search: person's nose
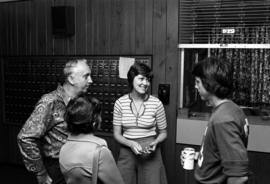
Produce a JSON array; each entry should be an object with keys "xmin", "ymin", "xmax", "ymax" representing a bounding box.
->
[
  {"xmin": 88, "ymin": 76, "xmax": 93, "ymax": 83},
  {"xmin": 142, "ymin": 78, "xmax": 149, "ymax": 85}
]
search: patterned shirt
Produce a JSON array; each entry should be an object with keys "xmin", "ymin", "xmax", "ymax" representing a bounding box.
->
[
  {"xmin": 113, "ymin": 94, "xmax": 167, "ymax": 139},
  {"xmin": 17, "ymin": 85, "xmax": 69, "ymax": 174}
]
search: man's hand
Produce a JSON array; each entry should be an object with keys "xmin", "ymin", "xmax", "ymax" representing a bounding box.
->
[{"xmin": 36, "ymin": 172, "xmax": 52, "ymax": 184}]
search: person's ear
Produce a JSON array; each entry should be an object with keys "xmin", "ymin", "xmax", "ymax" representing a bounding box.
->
[
  {"xmin": 67, "ymin": 74, "xmax": 75, "ymax": 85},
  {"xmin": 93, "ymin": 120, "xmax": 100, "ymax": 130},
  {"xmin": 93, "ymin": 121, "xmax": 97, "ymax": 128}
]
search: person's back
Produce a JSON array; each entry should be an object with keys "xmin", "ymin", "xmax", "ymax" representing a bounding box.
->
[
  {"xmin": 59, "ymin": 96, "xmax": 124, "ymax": 184},
  {"xmin": 60, "ymin": 134, "xmax": 122, "ymax": 184}
]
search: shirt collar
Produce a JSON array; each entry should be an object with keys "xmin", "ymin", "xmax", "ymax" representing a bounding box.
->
[
  {"xmin": 128, "ymin": 93, "xmax": 149, "ymax": 102},
  {"xmin": 56, "ymin": 85, "xmax": 71, "ymax": 105},
  {"xmin": 67, "ymin": 133, "xmax": 106, "ymax": 145}
]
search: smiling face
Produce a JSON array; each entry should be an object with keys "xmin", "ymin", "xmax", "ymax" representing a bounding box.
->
[
  {"xmin": 70, "ymin": 61, "xmax": 92, "ymax": 94},
  {"xmin": 195, "ymin": 77, "xmax": 210, "ymax": 101},
  {"xmin": 132, "ymin": 74, "xmax": 150, "ymax": 95}
]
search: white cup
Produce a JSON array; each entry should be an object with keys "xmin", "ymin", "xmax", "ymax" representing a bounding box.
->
[{"xmin": 181, "ymin": 147, "xmax": 195, "ymax": 170}]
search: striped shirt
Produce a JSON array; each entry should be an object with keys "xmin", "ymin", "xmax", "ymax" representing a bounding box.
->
[{"xmin": 113, "ymin": 94, "xmax": 167, "ymax": 139}]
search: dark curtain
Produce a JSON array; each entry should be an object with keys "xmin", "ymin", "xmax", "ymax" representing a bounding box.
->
[{"xmin": 210, "ymin": 26, "xmax": 270, "ymax": 106}]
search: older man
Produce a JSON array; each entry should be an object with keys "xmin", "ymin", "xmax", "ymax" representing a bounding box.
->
[{"xmin": 17, "ymin": 59, "xmax": 92, "ymax": 184}]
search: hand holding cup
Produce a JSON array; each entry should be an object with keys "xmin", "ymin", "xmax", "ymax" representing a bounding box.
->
[{"xmin": 181, "ymin": 147, "xmax": 196, "ymax": 170}]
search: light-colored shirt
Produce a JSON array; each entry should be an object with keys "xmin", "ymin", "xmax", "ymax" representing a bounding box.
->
[
  {"xmin": 59, "ymin": 134, "xmax": 124, "ymax": 184},
  {"xmin": 113, "ymin": 94, "xmax": 167, "ymax": 139},
  {"xmin": 17, "ymin": 85, "xmax": 69, "ymax": 174}
]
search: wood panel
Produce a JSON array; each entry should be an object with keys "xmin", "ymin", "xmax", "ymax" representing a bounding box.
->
[
  {"xmin": 8, "ymin": 6, "xmax": 16, "ymax": 55},
  {"xmin": 53, "ymin": 0, "xmax": 68, "ymax": 55},
  {"xmin": 145, "ymin": 0, "xmax": 153, "ymax": 54},
  {"xmin": 152, "ymin": 0, "xmax": 167, "ymax": 94},
  {"xmin": 164, "ymin": 0, "xmax": 179, "ymax": 183},
  {"xmin": 122, "ymin": 0, "xmax": 135, "ymax": 54},
  {"xmin": 135, "ymin": 0, "xmax": 145, "ymax": 54},
  {"xmin": 94, "ymin": 0, "xmax": 109, "ymax": 54},
  {"xmin": 17, "ymin": 2, "xmax": 25, "ymax": 55},
  {"xmin": 31, "ymin": 1, "xmax": 38, "ymax": 55},
  {"xmin": 38, "ymin": 0, "xmax": 47, "ymax": 55},
  {"xmin": 86, "ymin": 0, "xmax": 94, "ymax": 54},
  {"xmin": 75, "ymin": 0, "xmax": 87, "ymax": 55},
  {"xmin": 103, "ymin": 0, "xmax": 112, "ymax": 54},
  {"xmin": 65, "ymin": 0, "xmax": 76, "ymax": 55},
  {"xmin": 110, "ymin": 0, "xmax": 123, "ymax": 54},
  {"xmin": 0, "ymin": 5, "xmax": 3, "ymax": 55},
  {"xmin": 25, "ymin": 2, "xmax": 32, "ymax": 55}
]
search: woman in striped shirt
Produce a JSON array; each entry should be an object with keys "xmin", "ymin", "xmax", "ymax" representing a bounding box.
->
[{"xmin": 113, "ymin": 62, "xmax": 168, "ymax": 184}]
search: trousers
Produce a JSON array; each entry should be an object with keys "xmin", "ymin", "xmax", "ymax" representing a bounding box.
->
[{"xmin": 117, "ymin": 136, "xmax": 167, "ymax": 184}]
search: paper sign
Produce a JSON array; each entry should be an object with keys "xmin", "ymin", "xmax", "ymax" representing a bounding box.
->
[{"xmin": 119, "ymin": 57, "xmax": 135, "ymax": 79}]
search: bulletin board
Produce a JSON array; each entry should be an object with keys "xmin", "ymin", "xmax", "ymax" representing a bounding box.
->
[{"xmin": 1, "ymin": 55, "xmax": 152, "ymax": 133}]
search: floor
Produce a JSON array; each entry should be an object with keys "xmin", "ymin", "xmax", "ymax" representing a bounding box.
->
[{"xmin": 1, "ymin": 164, "xmax": 36, "ymax": 184}]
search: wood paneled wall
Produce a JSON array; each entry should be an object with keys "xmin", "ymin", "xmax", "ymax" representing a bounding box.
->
[
  {"xmin": 0, "ymin": 0, "xmax": 178, "ymax": 184},
  {"xmin": 0, "ymin": 0, "xmax": 173, "ymax": 56}
]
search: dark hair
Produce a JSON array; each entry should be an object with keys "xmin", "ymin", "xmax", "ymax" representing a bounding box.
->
[
  {"xmin": 127, "ymin": 62, "xmax": 153, "ymax": 90},
  {"xmin": 65, "ymin": 95, "xmax": 101, "ymax": 135},
  {"xmin": 192, "ymin": 57, "xmax": 233, "ymax": 99}
]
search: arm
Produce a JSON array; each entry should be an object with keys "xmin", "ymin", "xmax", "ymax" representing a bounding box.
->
[
  {"xmin": 148, "ymin": 129, "xmax": 167, "ymax": 151},
  {"xmin": 98, "ymin": 147, "xmax": 125, "ymax": 184},
  {"xmin": 17, "ymin": 98, "xmax": 53, "ymax": 183},
  {"xmin": 227, "ymin": 176, "xmax": 248, "ymax": 184},
  {"xmin": 148, "ymin": 100, "xmax": 167, "ymax": 151},
  {"xmin": 214, "ymin": 121, "xmax": 249, "ymax": 180}
]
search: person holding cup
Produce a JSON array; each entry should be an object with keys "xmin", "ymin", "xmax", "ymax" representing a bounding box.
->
[
  {"xmin": 182, "ymin": 57, "xmax": 250, "ymax": 184},
  {"xmin": 181, "ymin": 147, "xmax": 196, "ymax": 170},
  {"xmin": 113, "ymin": 62, "xmax": 168, "ymax": 184}
]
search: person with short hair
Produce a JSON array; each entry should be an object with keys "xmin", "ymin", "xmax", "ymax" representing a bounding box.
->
[
  {"xmin": 59, "ymin": 96, "xmax": 124, "ymax": 184},
  {"xmin": 113, "ymin": 62, "xmax": 168, "ymax": 184},
  {"xmin": 190, "ymin": 57, "xmax": 249, "ymax": 184},
  {"xmin": 17, "ymin": 59, "xmax": 93, "ymax": 184}
]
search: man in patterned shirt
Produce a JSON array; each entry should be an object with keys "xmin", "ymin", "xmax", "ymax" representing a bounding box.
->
[{"xmin": 17, "ymin": 59, "xmax": 93, "ymax": 184}]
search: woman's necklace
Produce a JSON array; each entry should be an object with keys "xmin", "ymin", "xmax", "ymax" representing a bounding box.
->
[
  {"xmin": 133, "ymin": 101, "xmax": 143, "ymax": 119},
  {"xmin": 130, "ymin": 93, "xmax": 146, "ymax": 126}
]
